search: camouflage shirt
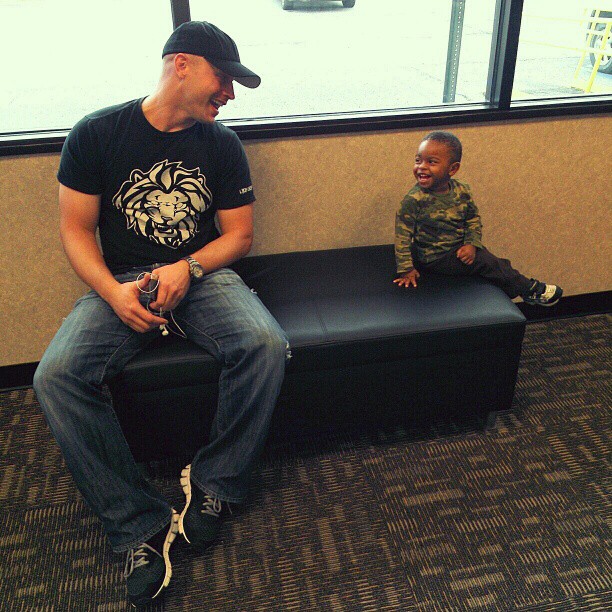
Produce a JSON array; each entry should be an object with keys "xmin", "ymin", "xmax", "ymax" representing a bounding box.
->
[{"xmin": 395, "ymin": 179, "xmax": 483, "ymax": 273}]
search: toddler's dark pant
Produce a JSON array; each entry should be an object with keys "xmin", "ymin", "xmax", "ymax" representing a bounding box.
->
[{"xmin": 418, "ymin": 247, "xmax": 532, "ymax": 299}]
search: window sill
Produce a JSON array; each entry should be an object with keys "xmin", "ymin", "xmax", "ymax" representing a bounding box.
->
[{"xmin": 1, "ymin": 96, "xmax": 610, "ymax": 157}]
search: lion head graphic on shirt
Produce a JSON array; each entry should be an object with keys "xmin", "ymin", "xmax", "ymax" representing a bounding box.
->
[{"xmin": 113, "ymin": 159, "xmax": 212, "ymax": 249}]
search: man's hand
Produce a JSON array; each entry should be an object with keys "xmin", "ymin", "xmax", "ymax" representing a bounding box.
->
[
  {"xmin": 394, "ymin": 269, "xmax": 420, "ymax": 288},
  {"xmin": 456, "ymin": 245, "xmax": 476, "ymax": 265},
  {"xmin": 148, "ymin": 260, "xmax": 191, "ymax": 312},
  {"xmin": 107, "ymin": 274, "xmax": 168, "ymax": 333}
]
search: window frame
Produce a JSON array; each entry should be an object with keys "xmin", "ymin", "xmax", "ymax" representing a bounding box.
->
[{"xmin": 1, "ymin": 0, "xmax": 610, "ymax": 157}]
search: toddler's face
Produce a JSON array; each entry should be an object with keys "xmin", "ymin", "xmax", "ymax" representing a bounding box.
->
[{"xmin": 413, "ymin": 140, "xmax": 459, "ymax": 193}]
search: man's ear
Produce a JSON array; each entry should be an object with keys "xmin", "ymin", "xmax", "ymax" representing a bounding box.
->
[
  {"xmin": 174, "ymin": 53, "xmax": 189, "ymax": 78},
  {"xmin": 449, "ymin": 161, "xmax": 461, "ymax": 176}
]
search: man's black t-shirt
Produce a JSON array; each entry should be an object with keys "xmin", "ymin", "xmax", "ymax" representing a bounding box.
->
[{"xmin": 57, "ymin": 98, "xmax": 256, "ymax": 274}]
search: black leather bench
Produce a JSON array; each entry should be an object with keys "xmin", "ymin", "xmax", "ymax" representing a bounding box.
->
[{"xmin": 108, "ymin": 244, "xmax": 526, "ymax": 461}]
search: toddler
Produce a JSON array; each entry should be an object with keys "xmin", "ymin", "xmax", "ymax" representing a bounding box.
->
[{"xmin": 394, "ymin": 131, "xmax": 562, "ymax": 306}]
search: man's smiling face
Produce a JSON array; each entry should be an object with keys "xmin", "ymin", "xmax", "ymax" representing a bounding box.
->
[{"xmin": 183, "ymin": 55, "xmax": 236, "ymax": 123}]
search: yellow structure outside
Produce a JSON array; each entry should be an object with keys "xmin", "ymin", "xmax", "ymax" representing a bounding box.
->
[
  {"xmin": 521, "ymin": 6, "xmax": 612, "ymax": 93},
  {"xmin": 575, "ymin": 8, "xmax": 612, "ymax": 91}
]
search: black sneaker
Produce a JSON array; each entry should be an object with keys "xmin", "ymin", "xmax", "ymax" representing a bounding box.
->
[
  {"xmin": 123, "ymin": 510, "xmax": 179, "ymax": 608},
  {"xmin": 522, "ymin": 279, "xmax": 563, "ymax": 307},
  {"xmin": 178, "ymin": 464, "xmax": 230, "ymax": 551}
]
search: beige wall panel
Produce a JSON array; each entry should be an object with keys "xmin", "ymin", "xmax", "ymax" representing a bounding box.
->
[
  {"xmin": 245, "ymin": 133, "xmax": 414, "ymax": 254},
  {"xmin": 452, "ymin": 119, "xmax": 611, "ymax": 297},
  {"xmin": 1, "ymin": 154, "xmax": 88, "ymax": 367},
  {"xmin": 1, "ymin": 115, "xmax": 610, "ymax": 367}
]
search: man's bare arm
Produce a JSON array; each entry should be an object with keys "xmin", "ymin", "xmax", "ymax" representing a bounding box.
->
[
  {"xmin": 198, "ymin": 203, "xmax": 254, "ymax": 271},
  {"xmin": 149, "ymin": 203, "xmax": 255, "ymax": 311},
  {"xmin": 59, "ymin": 184, "xmax": 166, "ymax": 332}
]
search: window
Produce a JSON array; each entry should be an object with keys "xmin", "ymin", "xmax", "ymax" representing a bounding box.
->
[
  {"xmin": 189, "ymin": 0, "xmax": 502, "ymax": 120},
  {"xmin": 1, "ymin": 0, "xmax": 610, "ymax": 154},
  {"xmin": 0, "ymin": 0, "xmax": 172, "ymax": 134},
  {"xmin": 514, "ymin": 0, "xmax": 612, "ymax": 100}
]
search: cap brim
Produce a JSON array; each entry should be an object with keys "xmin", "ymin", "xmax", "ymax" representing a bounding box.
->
[{"xmin": 211, "ymin": 59, "xmax": 261, "ymax": 88}]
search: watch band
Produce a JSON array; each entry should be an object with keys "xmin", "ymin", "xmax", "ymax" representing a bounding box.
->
[{"xmin": 181, "ymin": 255, "xmax": 204, "ymax": 279}]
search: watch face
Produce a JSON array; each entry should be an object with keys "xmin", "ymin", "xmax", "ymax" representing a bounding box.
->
[{"xmin": 190, "ymin": 259, "xmax": 204, "ymax": 279}]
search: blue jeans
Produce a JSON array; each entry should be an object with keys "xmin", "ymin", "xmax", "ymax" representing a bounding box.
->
[{"xmin": 33, "ymin": 266, "xmax": 289, "ymax": 552}]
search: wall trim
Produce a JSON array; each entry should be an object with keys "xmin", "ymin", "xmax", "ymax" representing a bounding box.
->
[
  {"xmin": 1, "ymin": 290, "xmax": 610, "ymax": 392},
  {"xmin": 2, "ymin": 102, "xmax": 610, "ymax": 157},
  {"xmin": 1, "ymin": 362, "xmax": 38, "ymax": 392},
  {"xmin": 516, "ymin": 290, "xmax": 611, "ymax": 322}
]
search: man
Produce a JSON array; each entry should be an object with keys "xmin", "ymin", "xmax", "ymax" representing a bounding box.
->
[{"xmin": 33, "ymin": 21, "xmax": 289, "ymax": 607}]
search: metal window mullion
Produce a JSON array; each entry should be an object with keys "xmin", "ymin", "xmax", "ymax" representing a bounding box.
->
[
  {"xmin": 443, "ymin": 0, "xmax": 467, "ymax": 104},
  {"xmin": 170, "ymin": 0, "xmax": 190, "ymax": 29},
  {"xmin": 486, "ymin": 0, "xmax": 524, "ymax": 109}
]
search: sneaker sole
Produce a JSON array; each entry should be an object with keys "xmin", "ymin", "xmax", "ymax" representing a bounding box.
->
[
  {"xmin": 130, "ymin": 509, "xmax": 179, "ymax": 608},
  {"xmin": 523, "ymin": 295, "xmax": 562, "ymax": 307},
  {"xmin": 159, "ymin": 509, "xmax": 179, "ymax": 595},
  {"xmin": 523, "ymin": 299, "xmax": 560, "ymax": 307},
  {"xmin": 178, "ymin": 464, "xmax": 193, "ymax": 544},
  {"xmin": 178, "ymin": 464, "xmax": 220, "ymax": 552}
]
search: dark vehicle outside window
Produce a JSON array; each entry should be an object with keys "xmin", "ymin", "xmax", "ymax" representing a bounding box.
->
[
  {"xmin": 589, "ymin": 10, "xmax": 612, "ymax": 73},
  {"xmin": 282, "ymin": 0, "xmax": 355, "ymax": 9}
]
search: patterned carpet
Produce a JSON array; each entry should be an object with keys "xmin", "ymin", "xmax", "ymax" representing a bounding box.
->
[{"xmin": 0, "ymin": 315, "xmax": 610, "ymax": 611}]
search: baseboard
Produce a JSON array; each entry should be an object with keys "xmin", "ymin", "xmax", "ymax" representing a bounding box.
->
[
  {"xmin": 0, "ymin": 361, "xmax": 38, "ymax": 392},
  {"xmin": 1, "ymin": 290, "xmax": 610, "ymax": 392}
]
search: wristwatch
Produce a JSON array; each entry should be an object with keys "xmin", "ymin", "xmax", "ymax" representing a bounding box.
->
[{"xmin": 181, "ymin": 255, "xmax": 204, "ymax": 280}]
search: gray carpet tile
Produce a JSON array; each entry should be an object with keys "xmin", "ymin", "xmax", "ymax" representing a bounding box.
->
[
  {"xmin": 1, "ymin": 501, "xmax": 128, "ymax": 610},
  {"xmin": 360, "ymin": 427, "xmax": 611, "ymax": 611},
  {"xmin": 0, "ymin": 387, "xmax": 80, "ymax": 512}
]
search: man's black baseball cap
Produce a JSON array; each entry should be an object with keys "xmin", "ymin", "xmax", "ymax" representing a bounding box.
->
[{"xmin": 162, "ymin": 21, "xmax": 261, "ymax": 89}]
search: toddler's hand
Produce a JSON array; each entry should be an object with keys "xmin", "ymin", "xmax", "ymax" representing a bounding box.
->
[
  {"xmin": 456, "ymin": 245, "xmax": 476, "ymax": 265},
  {"xmin": 394, "ymin": 269, "xmax": 420, "ymax": 288}
]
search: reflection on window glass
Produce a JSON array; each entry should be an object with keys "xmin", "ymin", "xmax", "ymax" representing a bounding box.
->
[
  {"xmin": 189, "ymin": 0, "xmax": 498, "ymax": 121},
  {"xmin": 0, "ymin": 0, "xmax": 172, "ymax": 134},
  {"xmin": 514, "ymin": 0, "xmax": 612, "ymax": 100}
]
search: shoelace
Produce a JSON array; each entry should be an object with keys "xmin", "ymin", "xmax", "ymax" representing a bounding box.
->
[
  {"xmin": 123, "ymin": 543, "xmax": 157, "ymax": 578},
  {"xmin": 200, "ymin": 494, "xmax": 223, "ymax": 517}
]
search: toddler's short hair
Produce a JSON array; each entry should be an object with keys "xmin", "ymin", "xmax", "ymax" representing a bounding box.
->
[{"xmin": 423, "ymin": 131, "xmax": 462, "ymax": 163}]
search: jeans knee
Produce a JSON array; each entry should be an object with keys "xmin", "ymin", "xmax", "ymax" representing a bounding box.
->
[
  {"xmin": 33, "ymin": 356, "xmax": 63, "ymax": 411},
  {"xmin": 34, "ymin": 349, "xmax": 90, "ymax": 406},
  {"xmin": 240, "ymin": 325, "xmax": 288, "ymax": 370}
]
